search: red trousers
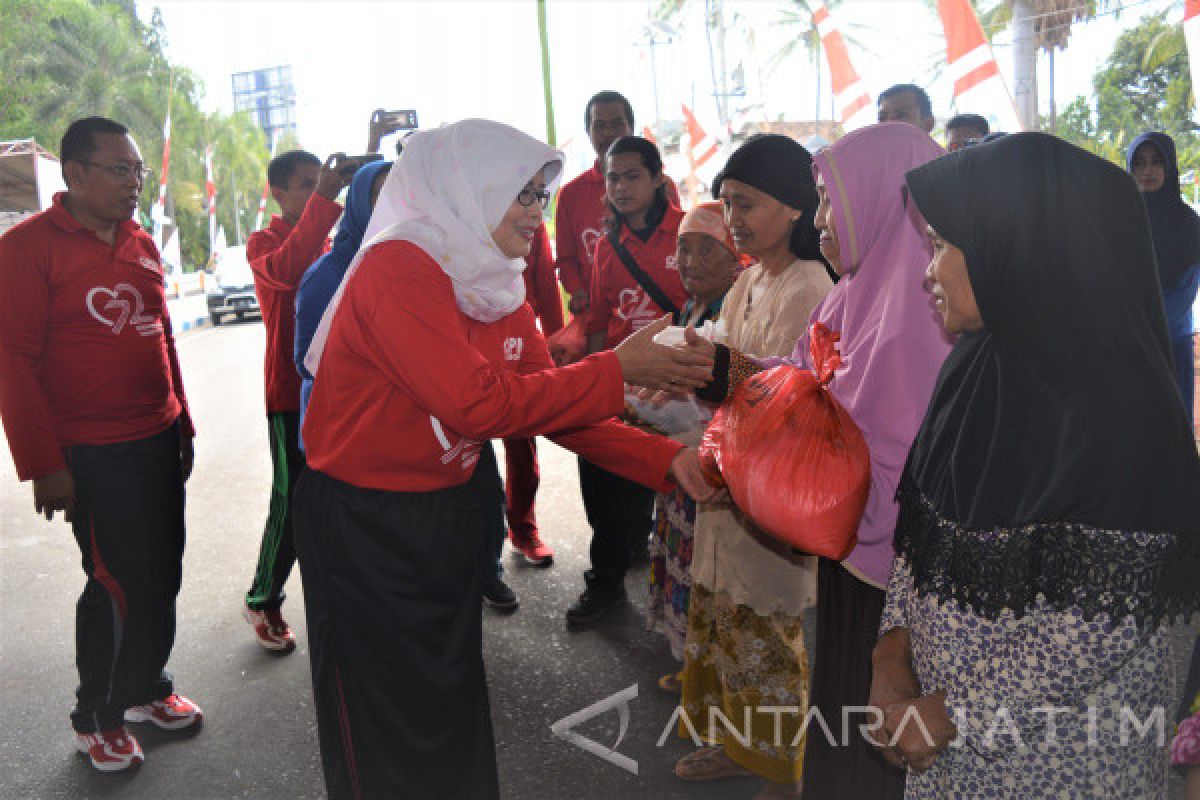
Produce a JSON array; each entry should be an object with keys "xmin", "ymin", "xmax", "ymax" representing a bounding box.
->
[{"xmin": 503, "ymin": 437, "xmax": 540, "ymax": 543}]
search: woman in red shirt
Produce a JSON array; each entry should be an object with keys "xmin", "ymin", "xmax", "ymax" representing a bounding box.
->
[{"xmin": 294, "ymin": 119, "xmax": 715, "ymax": 800}]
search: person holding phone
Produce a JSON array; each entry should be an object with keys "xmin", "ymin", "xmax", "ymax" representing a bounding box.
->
[{"xmin": 241, "ymin": 149, "xmax": 351, "ymax": 653}]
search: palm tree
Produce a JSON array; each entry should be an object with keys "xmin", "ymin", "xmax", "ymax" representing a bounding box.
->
[
  {"xmin": 20, "ymin": 2, "xmax": 161, "ymax": 143},
  {"xmin": 767, "ymin": 0, "xmax": 853, "ymax": 122},
  {"xmin": 1004, "ymin": 0, "xmax": 1123, "ymax": 129}
]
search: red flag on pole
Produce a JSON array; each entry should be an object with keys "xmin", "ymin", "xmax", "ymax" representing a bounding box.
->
[
  {"xmin": 156, "ymin": 113, "xmax": 171, "ymax": 211},
  {"xmin": 682, "ymin": 105, "xmax": 720, "ymax": 167},
  {"xmin": 642, "ymin": 126, "xmax": 658, "ymax": 145},
  {"xmin": 811, "ymin": 2, "xmax": 873, "ymax": 130},
  {"xmin": 204, "ymin": 145, "xmax": 217, "ymax": 255},
  {"xmin": 1185, "ymin": 0, "xmax": 1200, "ymax": 105},
  {"xmin": 254, "ymin": 132, "xmax": 277, "ymax": 232},
  {"xmin": 936, "ymin": 0, "xmax": 1021, "ymax": 131}
]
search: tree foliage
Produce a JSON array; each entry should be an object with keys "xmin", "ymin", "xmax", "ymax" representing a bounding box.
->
[
  {"xmin": 0, "ymin": 0, "xmax": 274, "ymax": 269},
  {"xmin": 1057, "ymin": 11, "xmax": 1197, "ymax": 180}
]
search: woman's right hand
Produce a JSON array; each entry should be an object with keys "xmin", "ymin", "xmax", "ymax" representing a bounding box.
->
[
  {"xmin": 867, "ymin": 627, "xmax": 922, "ymax": 767},
  {"xmin": 615, "ymin": 316, "xmax": 714, "ymax": 392}
]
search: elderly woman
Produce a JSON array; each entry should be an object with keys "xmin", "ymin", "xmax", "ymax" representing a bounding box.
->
[
  {"xmin": 294, "ymin": 119, "xmax": 717, "ymax": 799},
  {"xmin": 871, "ymin": 132, "xmax": 1200, "ymax": 797},
  {"xmin": 643, "ymin": 201, "xmax": 740, "ymax": 688}
]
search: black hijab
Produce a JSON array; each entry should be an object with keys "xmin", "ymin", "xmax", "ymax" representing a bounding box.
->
[
  {"xmin": 1126, "ymin": 132, "xmax": 1200, "ymax": 289},
  {"xmin": 899, "ymin": 132, "xmax": 1200, "ymax": 624},
  {"xmin": 712, "ymin": 134, "xmax": 827, "ymax": 268}
]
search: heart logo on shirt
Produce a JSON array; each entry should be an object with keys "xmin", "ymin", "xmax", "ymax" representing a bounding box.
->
[
  {"xmin": 581, "ymin": 227, "xmax": 603, "ymax": 266},
  {"xmin": 86, "ymin": 283, "xmax": 160, "ymax": 337}
]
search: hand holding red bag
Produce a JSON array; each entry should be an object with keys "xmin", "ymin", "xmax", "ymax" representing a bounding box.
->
[{"xmin": 699, "ymin": 322, "xmax": 870, "ymax": 560}]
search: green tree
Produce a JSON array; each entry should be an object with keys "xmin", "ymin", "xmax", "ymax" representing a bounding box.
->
[
  {"xmin": 1057, "ymin": 11, "xmax": 1196, "ymax": 177},
  {"xmin": 0, "ymin": 0, "xmax": 272, "ymax": 268}
]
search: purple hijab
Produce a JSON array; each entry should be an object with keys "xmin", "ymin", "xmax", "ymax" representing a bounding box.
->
[{"xmin": 787, "ymin": 123, "xmax": 952, "ymax": 587}]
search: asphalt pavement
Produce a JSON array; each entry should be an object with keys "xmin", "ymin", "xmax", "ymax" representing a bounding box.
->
[{"xmin": 0, "ymin": 318, "xmax": 1194, "ymax": 799}]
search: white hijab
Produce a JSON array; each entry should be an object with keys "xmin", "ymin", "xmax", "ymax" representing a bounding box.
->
[{"xmin": 305, "ymin": 118, "xmax": 563, "ymax": 374}]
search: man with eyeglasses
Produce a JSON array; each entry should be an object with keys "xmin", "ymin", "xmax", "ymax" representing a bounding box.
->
[
  {"xmin": 0, "ymin": 116, "xmax": 202, "ymax": 771},
  {"xmin": 241, "ymin": 149, "xmax": 350, "ymax": 653}
]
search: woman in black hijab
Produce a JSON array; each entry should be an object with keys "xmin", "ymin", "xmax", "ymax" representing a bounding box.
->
[
  {"xmin": 1128, "ymin": 132, "xmax": 1199, "ymax": 426},
  {"xmin": 867, "ymin": 133, "xmax": 1200, "ymax": 797}
]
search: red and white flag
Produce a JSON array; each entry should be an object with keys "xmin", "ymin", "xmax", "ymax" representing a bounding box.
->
[
  {"xmin": 681, "ymin": 104, "xmax": 720, "ymax": 167},
  {"xmin": 811, "ymin": 2, "xmax": 873, "ymax": 131},
  {"xmin": 254, "ymin": 132, "xmax": 278, "ymax": 232},
  {"xmin": 936, "ymin": 0, "xmax": 1022, "ymax": 132},
  {"xmin": 204, "ymin": 145, "xmax": 217, "ymax": 254},
  {"xmin": 1185, "ymin": 0, "xmax": 1200, "ymax": 106},
  {"xmin": 152, "ymin": 111, "xmax": 171, "ymax": 226},
  {"xmin": 642, "ymin": 125, "xmax": 658, "ymax": 145}
]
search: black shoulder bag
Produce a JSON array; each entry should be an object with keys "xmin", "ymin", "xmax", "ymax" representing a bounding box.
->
[{"xmin": 607, "ymin": 229, "xmax": 679, "ymax": 316}]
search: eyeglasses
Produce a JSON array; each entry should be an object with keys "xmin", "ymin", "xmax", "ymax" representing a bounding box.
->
[
  {"xmin": 516, "ymin": 187, "xmax": 551, "ymax": 209},
  {"xmin": 81, "ymin": 161, "xmax": 153, "ymax": 182}
]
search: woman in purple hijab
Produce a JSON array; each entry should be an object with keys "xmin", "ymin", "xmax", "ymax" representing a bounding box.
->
[{"xmin": 692, "ymin": 123, "xmax": 951, "ymax": 799}]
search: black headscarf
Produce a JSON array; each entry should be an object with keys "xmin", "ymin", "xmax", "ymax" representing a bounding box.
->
[
  {"xmin": 712, "ymin": 134, "xmax": 826, "ymax": 267},
  {"xmin": 899, "ymin": 132, "xmax": 1200, "ymax": 625},
  {"xmin": 1126, "ymin": 132, "xmax": 1200, "ymax": 289}
]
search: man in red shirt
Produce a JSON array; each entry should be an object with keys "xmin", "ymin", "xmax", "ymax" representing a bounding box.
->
[
  {"xmin": 242, "ymin": 150, "xmax": 349, "ymax": 651},
  {"xmin": 554, "ymin": 93, "xmax": 684, "ymax": 625},
  {"xmin": 0, "ymin": 117, "xmax": 202, "ymax": 771},
  {"xmin": 555, "ymin": 91, "xmax": 680, "ymax": 318}
]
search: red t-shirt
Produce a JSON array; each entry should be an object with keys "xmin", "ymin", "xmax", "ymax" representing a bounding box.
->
[
  {"xmin": 522, "ymin": 222, "xmax": 564, "ymax": 336},
  {"xmin": 302, "ymin": 240, "xmax": 681, "ymax": 492},
  {"xmin": 553, "ymin": 160, "xmax": 680, "ymax": 298},
  {"xmin": 247, "ymin": 192, "xmax": 342, "ymax": 413},
  {"xmin": 584, "ymin": 204, "xmax": 687, "ymax": 348},
  {"xmin": 0, "ymin": 193, "xmax": 193, "ymax": 481}
]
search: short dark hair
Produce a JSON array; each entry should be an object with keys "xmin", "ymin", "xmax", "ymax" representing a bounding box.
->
[
  {"xmin": 60, "ymin": 116, "xmax": 129, "ymax": 166},
  {"xmin": 267, "ymin": 150, "xmax": 321, "ymax": 189},
  {"xmin": 585, "ymin": 91, "xmax": 634, "ymax": 132},
  {"xmin": 878, "ymin": 84, "xmax": 933, "ymax": 120},
  {"xmin": 946, "ymin": 113, "xmax": 990, "ymax": 136}
]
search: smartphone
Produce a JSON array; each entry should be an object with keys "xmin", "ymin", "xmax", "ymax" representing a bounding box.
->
[
  {"xmin": 337, "ymin": 153, "xmax": 384, "ymax": 177},
  {"xmin": 373, "ymin": 109, "xmax": 419, "ymax": 130}
]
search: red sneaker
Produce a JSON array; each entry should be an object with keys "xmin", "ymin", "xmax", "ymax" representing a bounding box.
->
[
  {"xmin": 124, "ymin": 693, "xmax": 203, "ymax": 731},
  {"xmin": 243, "ymin": 606, "xmax": 297, "ymax": 652},
  {"xmin": 76, "ymin": 727, "xmax": 144, "ymax": 772},
  {"xmin": 510, "ymin": 532, "xmax": 554, "ymax": 566}
]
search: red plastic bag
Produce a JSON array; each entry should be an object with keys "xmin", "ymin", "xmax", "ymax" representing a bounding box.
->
[
  {"xmin": 699, "ymin": 323, "xmax": 869, "ymax": 561},
  {"xmin": 547, "ymin": 314, "xmax": 588, "ymax": 366}
]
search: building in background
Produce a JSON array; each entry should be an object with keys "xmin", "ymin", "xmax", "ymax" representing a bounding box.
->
[
  {"xmin": 232, "ymin": 66, "xmax": 297, "ymax": 144},
  {"xmin": 0, "ymin": 140, "xmax": 66, "ymax": 237}
]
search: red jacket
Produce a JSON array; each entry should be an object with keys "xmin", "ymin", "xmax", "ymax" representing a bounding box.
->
[
  {"xmin": 0, "ymin": 193, "xmax": 192, "ymax": 481},
  {"xmin": 247, "ymin": 192, "xmax": 342, "ymax": 413},
  {"xmin": 584, "ymin": 205, "xmax": 687, "ymax": 348},
  {"xmin": 522, "ymin": 223, "xmax": 564, "ymax": 336},
  {"xmin": 553, "ymin": 160, "xmax": 679, "ymax": 298},
  {"xmin": 302, "ymin": 240, "xmax": 681, "ymax": 492}
]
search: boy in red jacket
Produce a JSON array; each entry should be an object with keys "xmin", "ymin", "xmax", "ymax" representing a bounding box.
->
[
  {"xmin": 0, "ymin": 117, "xmax": 202, "ymax": 771},
  {"xmin": 242, "ymin": 150, "xmax": 349, "ymax": 651}
]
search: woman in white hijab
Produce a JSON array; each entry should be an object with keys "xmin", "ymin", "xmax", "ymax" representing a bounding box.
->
[{"xmin": 293, "ymin": 119, "xmax": 716, "ymax": 799}]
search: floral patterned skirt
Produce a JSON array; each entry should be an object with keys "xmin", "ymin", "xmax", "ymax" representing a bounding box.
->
[
  {"xmin": 678, "ymin": 584, "xmax": 810, "ymax": 785},
  {"xmin": 646, "ymin": 487, "xmax": 695, "ymax": 661}
]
